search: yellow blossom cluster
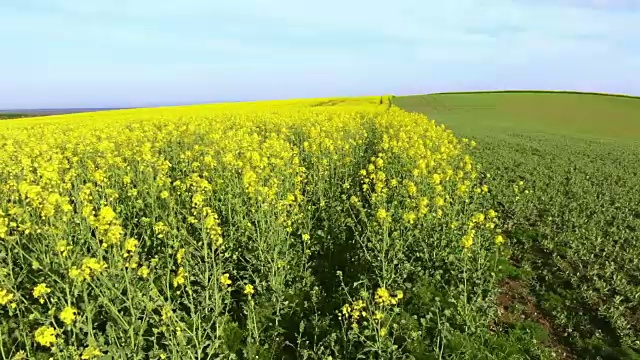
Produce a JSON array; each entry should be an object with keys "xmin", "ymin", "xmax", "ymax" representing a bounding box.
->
[{"xmin": 0, "ymin": 96, "xmax": 503, "ymax": 357}]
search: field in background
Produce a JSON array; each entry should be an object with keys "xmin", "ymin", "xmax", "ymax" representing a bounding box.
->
[
  {"xmin": 395, "ymin": 92, "xmax": 640, "ymax": 359},
  {"xmin": 0, "ymin": 109, "xmax": 127, "ymax": 117},
  {"xmin": 0, "ymin": 113, "xmax": 30, "ymax": 120},
  {"xmin": 394, "ymin": 92, "xmax": 640, "ymax": 140}
]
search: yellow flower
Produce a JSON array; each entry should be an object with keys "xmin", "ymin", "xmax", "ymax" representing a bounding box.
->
[
  {"xmin": 10, "ymin": 350, "xmax": 26, "ymax": 360},
  {"xmin": 176, "ymin": 248, "xmax": 185, "ymax": 264},
  {"xmin": 373, "ymin": 311, "xmax": 384, "ymax": 320},
  {"xmin": 380, "ymin": 327, "xmax": 388, "ymax": 337},
  {"xmin": 59, "ymin": 306, "xmax": 78, "ymax": 326},
  {"xmin": 137, "ymin": 266, "xmax": 150, "ymax": 278},
  {"xmin": 406, "ymin": 181, "xmax": 417, "ymax": 196},
  {"xmin": 418, "ymin": 197, "xmax": 429, "ymax": 215},
  {"xmin": 123, "ymin": 238, "xmax": 138, "ymax": 258},
  {"xmin": 101, "ymin": 224, "xmax": 123, "ymax": 248},
  {"xmin": 461, "ymin": 233, "xmax": 474, "ymax": 247},
  {"xmin": 0, "ymin": 217, "xmax": 9, "ymax": 239},
  {"xmin": 302, "ymin": 233, "xmax": 310, "ymax": 241},
  {"xmin": 402, "ymin": 211, "xmax": 416, "ymax": 225},
  {"xmin": 461, "ymin": 230, "xmax": 475, "ymax": 249},
  {"xmin": 160, "ymin": 190, "xmax": 170, "ymax": 199},
  {"xmin": 495, "ymin": 234, "xmax": 505, "ymax": 246},
  {"xmin": 173, "ymin": 267, "xmax": 187, "ymax": 287},
  {"xmin": 352, "ymin": 300, "xmax": 366, "ymax": 310},
  {"xmin": 33, "ymin": 283, "xmax": 51, "ymax": 303},
  {"xmin": 96, "ymin": 206, "xmax": 116, "ymax": 226},
  {"xmin": 34, "ymin": 325, "xmax": 57, "ymax": 347},
  {"xmin": 0, "ymin": 288, "xmax": 14, "ymax": 306},
  {"xmin": 375, "ymin": 288, "xmax": 392, "ymax": 305},
  {"xmin": 244, "ymin": 284, "xmax": 255, "ymax": 296},
  {"xmin": 124, "ymin": 238, "xmax": 138, "ymax": 252},
  {"xmin": 471, "ymin": 212, "xmax": 485, "ymax": 224},
  {"xmin": 220, "ymin": 273, "xmax": 232, "ymax": 287},
  {"xmin": 341, "ymin": 303, "xmax": 351, "ymax": 317},
  {"xmin": 487, "ymin": 209, "xmax": 497, "ymax": 219},
  {"xmin": 395, "ymin": 290, "xmax": 404, "ymax": 300},
  {"xmin": 81, "ymin": 345, "xmax": 103, "ymax": 359},
  {"xmin": 84, "ymin": 258, "xmax": 105, "ymax": 270},
  {"xmin": 154, "ymin": 222, "xmax": 170, "ymax": 237},
  {"xmin": 70, "ymin": 257, "xmax": 107, "ymax": 282},
  {"xmin": 69, "ymin": 266, "xmax": 85, "ymax": 281},
  {"xmin": 161, "ymin": 304, "xmax": 173, "ymax": 322},
  {"xmin": 376, "ymin": 208, "xmax": 390, "ymax": 224},
  {"xmin": 55, "ymin": 240, "xmax": 72, "ymax": 256}
]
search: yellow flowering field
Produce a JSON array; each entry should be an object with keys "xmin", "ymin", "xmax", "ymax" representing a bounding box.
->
[{"xmin": 0, "ymin": 96, "xmax": 505, "ymax": 358}]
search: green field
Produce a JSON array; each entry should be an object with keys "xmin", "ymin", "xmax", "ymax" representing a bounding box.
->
[
  {"xmin": 395, "ymin": 92, "xmax": 640, "ymax": 359},
  {"xmin": 0, "ymin": 113, "xmax": 29, "ymax": 120}
]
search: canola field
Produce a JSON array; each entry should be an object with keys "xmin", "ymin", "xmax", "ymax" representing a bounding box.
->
[{"xmin": 0, "ymin": 97, "xmax": 508, "ymax": 359}]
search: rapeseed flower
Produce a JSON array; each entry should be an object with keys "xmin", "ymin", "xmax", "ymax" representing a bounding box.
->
[
  {"xmin": 124, "ymin": 238, "xmax": 138, "ymax": 257},
  {"xmin": 376, "ymin": 208, "xmax": 390, "ymax": 224},
  {"xmin": 220, "ymin": 273, "xmax": 232, "ymax": 287},
  {"xmin": 403, "ymin": 211, "xmax": 417, "ymax": 225},
  {"xmin": 380, "ymin": 327, "xmax": 388, "ymax": 337},
  {"xmin": 137, "ymin": 266, "xmax": 150, "ymax": 278},
  {"xmin": 462, "ymin": 230, "xmax": 475, "ymax": 249},
  {"xmin": 33, "ymin": 283, "xmax": 51, "ymax": 303},
  {"xmin": 0, "ymin": 288, "xmax": 14, "ymax": 306},
  {"xmin": 81, "ymin": 345, "xmax": 103, "ymax": 359},
  {"xmin": 173, "ymin": 267, "xmax": 187, "ymax": 287},
  {"xmin": 55, "ymin": 240, "xmax": 72, "ymax": 256},
  {"xmin": 375, "ymin": 288, "xmax": 395, "ymax": 306},
  {"xmin": 34, "ymin": 325, "xmax": 57, "ymax": 347},
  {"xmin": 154, "ymin": 222, "xmax": 169, "ymax": 238},
  {"xmin": 176, "ymin": 248, "xmax": 185, "ymax": 264},
  {"xmin": 69, "ymin": 257, "xmax": 107, "ymax": 282},
  {"xmin": 0, "ymin": 217, "xmax": 8, "ymax": 239},
  {"xmin": 59, "ymin": 306, "xmax": 77, "ymax": 326}
]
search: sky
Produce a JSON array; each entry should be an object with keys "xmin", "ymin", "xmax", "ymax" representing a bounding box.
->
[{"xmin": 1, "ymin": 0, "xmax": 639, "ymax": 109}]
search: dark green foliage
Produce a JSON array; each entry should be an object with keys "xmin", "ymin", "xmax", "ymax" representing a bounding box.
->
[{"xmin": 0, "ymin": 113, "xmax": 29, "ymax": 120}]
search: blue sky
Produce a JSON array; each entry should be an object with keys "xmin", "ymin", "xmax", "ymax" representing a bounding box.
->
[{"xmin": 1, "ymin": 0, "xmax": 639, "ymax": 109}]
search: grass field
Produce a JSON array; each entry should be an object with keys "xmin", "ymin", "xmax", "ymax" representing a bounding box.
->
[
  {"xmin": 394, "ymin": 92, "xmax": 640, "ymax": 359},
  {"xmin": 395, "ymin": 92, "xmax": 640, "ymax": 140}
]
